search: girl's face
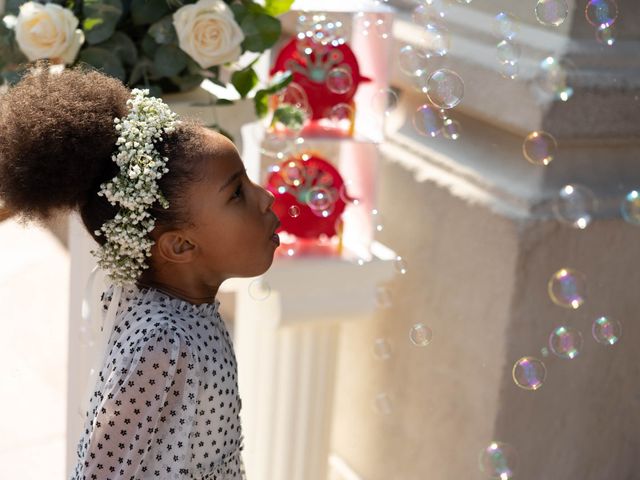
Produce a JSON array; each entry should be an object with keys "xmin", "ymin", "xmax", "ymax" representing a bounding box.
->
[{"xmin": 183, "ymin": 130, "xmax": 280, "ymax": 283}]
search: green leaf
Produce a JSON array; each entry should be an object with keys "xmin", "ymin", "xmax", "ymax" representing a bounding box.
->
[
  {"xmin": 264, "ymin": 0, "xmax": 294, "ymax": 16},
  {"xmin": 169, "ymin": 73, "xmax": 204, "ymax": 92},
  {"xmin": 82, "ymin": 0, "xmax": 123, "ymax": 45},
  {"xmin": 95, "ymin": 31, "xmax": 138, "ymax": 67},
  {"xmin": 131, "ymin": 0, "xmax": 171, "ymax": 26},
  {"xmin": 78, "ymin": 47, "xmax": 126, "ymax": 82},
  {"xmin": 141, "ymin": 34, "xmax": 159, "ymax": 58},
  {"xmin": 128, "ymin": 57, "xmax": 153, "ymax": 86},
  {"xmin": 148, "ymin": 15, "xmax": 178, "ymax": 45},
  {"xmin": 153, "ymin": 44, "xmax": 188, "ymax": 77},
  {"xmin": 273, "ymin": 104, "xmax": 306, "ymax": 130},
  {"xmin": 252, "ymin": 70, "xmax": 293, "ymax": 118},
  {"xmin": 240, "ymin": 12, "xmax": 281, "ymax": 52},
  {"xmin": 231, "ymin": 66, "xmax": 258, "ymax": 98}
]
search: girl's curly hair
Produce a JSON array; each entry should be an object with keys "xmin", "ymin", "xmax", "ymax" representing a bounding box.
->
[{"xmin": 0, "ymin": 60, "xmax": 209, "ymax": 245}]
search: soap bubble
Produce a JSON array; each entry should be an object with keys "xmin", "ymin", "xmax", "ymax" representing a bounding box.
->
[
  {"xmin": 595, "ymin": 24, "xmax": 616, "ymax": 46},
  {"xmin": 535, "ymin": 0, "xmax": 569, "ymax": 27},
  {"xmin": 413, "ymin": 103, "xmax": 443, "ymax": 137},
  {"xmin": 372, "ymin": 88, "xmax": 399, "ymax": 116},
  {"xmin": 372, "ymin": 392, "xmax": 393, "ymax": 415},
  {"xmin": 261, "ymin": 133, "xmax": 293, "ymax": 160},
  {"xmin": 372, "ymin": 338, "xmax": 392, "ymax": 360},
  {"xmin": 306, "ymin": 186, "xmax": 334, "ymax": 212},
  {"xmin": 426, "ymin": 69, "xmax": 464, "ymax": 109},
  {"xmin": 522, "ymin": 131, "xmax": 557, "ymax": 165},
  {"xmin": 549, "ymin": 326, "xmax": 583, "ymax": 359},
  {"xmin": 413, "ymin": 1, "xmax": 446, "ymax": 24},
  {"xmin": 592, "ymin": 316, "xmax": 621, "ymax": 345},
  {"xmin": 409, "ymin": 323, "xmax": 433, "ymax": 346},
  {"xmin": 338, "ymin": 179, "xmax": 360, "ymax": 205},
  {"xmin": 552, "ymin": 184, "xmax": 597, "ymax": 229},
  {"xmin": 479, "ymin": 441, "xmax": 518, "ymax": 479},
  {"xmin": 328, "ymin": 103, "xmax": 354, "ymax": 126},
  {"xmin": 494, "ymin": 12, "xmax": 519, "ymax": 41},
  {"xmin": 394, "ymin": 256, "xmax": 408, "ymax": 275},
  {"xmin": 499, "ymin": 62, "xmax": 519, "ymax": 80},
  {"xmin": 423, "ymin": 21, "xmax": 450, "ymax": 57},
  {"xmin": 398, "ymin": 44, "xmax": 428, "ymax": 76},
  {"xmin": 442, "ymin": 118, "xmax": 461, "ymax": 140},
  {"xmin": 496, "ymin": 40, "xmax": 521, "ymax": 65},
  {"xmin": 534, "ymin": 56, "xmax": 574, "ymax": 102},
  {"xmin": 620, "ymin": 190, "xmax": 640, "ymax": 225},
  {"xmin": 372, "ymin": 208, "xmax": 385, "ymax": 232},
  {"xmin": 585, "ymin": 0, "xmax": 618, "ymax": 27},
  {"xmin": 282, "ymin": 159, "xmax": 305, "ymax": 187},
  {"xmin": 248, "ymin": 278, "xmax": 271, "ymax": 301},
  {"xmin": 326, "ymin": 67, "xmax": 353, "ymax": 94},
  {"xmin": 512, "ymin": 356, "xmax": 546, "ymax": 390},
  {"xmin": 288, "ymin": 205, "xmax": 300, "ymax": 218},
  {"xmin": 548, "ymin": 268, "xmax": 586, "ymax": 309},
  {"xmin": 375, "ymin": 285, "xmax": 393, "ymax": 308}
]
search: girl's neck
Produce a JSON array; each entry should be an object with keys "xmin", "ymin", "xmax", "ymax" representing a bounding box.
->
[{"xmin": 136, "ymin": 278, "xmax": 218, "ymax": 305}]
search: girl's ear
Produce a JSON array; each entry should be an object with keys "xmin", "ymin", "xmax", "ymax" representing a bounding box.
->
[{"xmin": 155, "ymin": 231, "xmax": 196, "ymax": 264}]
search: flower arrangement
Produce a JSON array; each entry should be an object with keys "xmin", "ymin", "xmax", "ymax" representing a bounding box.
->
[{"xmin": 0, "ymin": 0, "xmax": 294, "ymax": 117}]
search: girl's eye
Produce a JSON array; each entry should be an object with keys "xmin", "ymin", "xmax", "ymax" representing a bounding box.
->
[{"xmin": 231, "ymin": 184, "xmax": 243, "ymax": 200}]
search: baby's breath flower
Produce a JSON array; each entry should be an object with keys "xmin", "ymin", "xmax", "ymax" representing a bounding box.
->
[{"xmin": 90, "ymin": 88, "xmax": 179, "ymax": 285}]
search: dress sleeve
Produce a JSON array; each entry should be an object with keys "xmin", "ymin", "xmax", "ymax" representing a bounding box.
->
[{"xmin": 81, "ymin": 324, "xmax": 200, "ymax": 480}]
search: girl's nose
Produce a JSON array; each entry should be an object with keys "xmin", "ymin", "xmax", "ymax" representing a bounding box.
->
[{"xmin": 262, "ymin": 186, "xmax": 275, "ymax": 211}]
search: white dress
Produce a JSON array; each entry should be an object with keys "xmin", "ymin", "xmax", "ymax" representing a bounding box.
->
[{"xmin": 70, "ymin": 285, "xmax": 246, "ymax": 480}]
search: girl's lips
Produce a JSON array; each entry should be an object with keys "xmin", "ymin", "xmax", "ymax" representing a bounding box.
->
[{"xmin": 271, "ymin": 233, "xmax": 280, "ymax": 246}]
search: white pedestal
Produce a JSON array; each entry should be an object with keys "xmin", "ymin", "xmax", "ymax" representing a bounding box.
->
[{"xmin": 222, "ymin": 242, "xmax": 397, "ymax": 480}]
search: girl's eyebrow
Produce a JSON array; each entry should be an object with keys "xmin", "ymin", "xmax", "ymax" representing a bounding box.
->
[{"xmin": 218, "ymin": 167, "xmax": 247, "ymax": 193}]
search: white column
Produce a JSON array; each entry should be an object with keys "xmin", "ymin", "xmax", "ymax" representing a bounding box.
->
[{"xmin": 229, "ymin": 242, "xmax": 396, "ymax": 480}]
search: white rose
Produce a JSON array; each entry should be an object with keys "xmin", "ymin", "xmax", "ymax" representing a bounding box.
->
[
  {"xmin": 14, "ymin": 2, "xmax": 85, "ymax": 65},
  {"xmin": 173, "ymin": 0, "xmax": 245, "ymax": 69}
]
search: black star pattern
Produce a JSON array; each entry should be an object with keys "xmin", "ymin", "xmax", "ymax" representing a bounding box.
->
[{"xmin": 71, "ymin": 285, "xmax": 246, "ymax": 479}]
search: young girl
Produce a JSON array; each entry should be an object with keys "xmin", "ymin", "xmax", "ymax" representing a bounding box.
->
[{"xmin": 0, "ymin": 60, "xmax": 281, "ymax": 479}]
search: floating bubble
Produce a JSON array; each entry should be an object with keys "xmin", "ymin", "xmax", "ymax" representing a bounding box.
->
[
  {"xmin": 592, "ymin": 316, "xmax": 621, "ymax": 345},
  {"xmin": 328, "ymin": 103, "xmax": 354, "ymax": 126},
  {"xmin": 372, "ymin": 208, "xmax": 385, "ymax": 232},
  {"xmin": 442, "ymin": 118, "xmax": 461, "ymax": 140},
  {"xmin": 512, "ymin": 356, "xmax": 546, "ymax": 390},
  {"xmin": 535, "ymin": 0, "xmax": 569, "ymax": 27},
  {"xmin": 372, "ymin": 338, "xmax": 392, "ymax": 360},
  {"xmin": 552, "ymin": 184, "xmax": 597, "ymax": 229},
  {"xmin": 372, "ymin": 392, "xmax": 393, "ymax": 415},
  {"xmin": 535, "ymin": 56, "xmax": 574, "ymax": 102},
  {"xmin": 423, "ymin": 21, "xmax": 450, "ymax": 57},
  {"xmin": 549, "ymin": 326, "xmax": 583, "ymax": 359},
  {"xmin": 398, "ymin": 44, "xmax": 428, "ymax": 76},
  {"xmin": 494, "ymin": 12, "xmax": 519, "ymax": 41},
  {"xmin": 413, "ymin": 103, "xmax": 443, "ymax": 137},
  {"xmin": 426, "ymin": 69, "xmax": 464, "ymax": 109},
  {"xmin": 479, "ymin": 441, "xmax": 518, "ymax": 479},
  {"xmin": 372, "ymin": 88, "xmax": 399, "ymax": 116},
  {"xmin": 394, "ymin": 256, "xmax": 408, "ymax": 275},
  {"xmin": 326, "ymin": 67, "xmax": 353, "ymax": 94},
  {"xmin": 522, "ymin": 131, "xmax": 557, "ymax": 165},
  {"xmin": 248, "ymin": 278, "xmax": 271, "ymax": 301},
  {"xmin": 548, "ymin": 268, "xmax": 587, "ymax": 309},
  {"xmin": 261, "ymin": 133, "xmax": 293, "ymax": 160},
  {"xmin": 499, "ymin": 62, "xmax": 519, "ymax": 80},
  {"xmin": 281, "ymin": 159, "xmax": 305, "ymax": 187},
  {"xmin": 620, "ymin": 190, "xmax": 640, "ymax": 225},
  {"xmin": 375, "ymin": 285, "xmax": 393, "ymax": 308},
  {"xmin": 409, "ymin": 323, "xmax": 433, "ymax": 346},
  {"xmin": 288, "ymin": 205, "xmax": 300, "ymax": 218},
  {"xmin": 496, "ymin": 40, "xmax": 521, "ymax": 65},
  {"xmin": 585, "ymin": 0, "xmax": 618, "ymax": 27},
  {"xmin": 278, "ymin": 82, "xmax": 313, "ymax": 118},
  {"xmin": 413, "ymin": 1, "xmax": 446, "ymax": 24},
  {"xmin": 595, "ymin": 24, "xmax": 616, "ymax": 46},
  {"xmin": 338, "ymin": 180, "xmax": 360, "ymax": 205}
]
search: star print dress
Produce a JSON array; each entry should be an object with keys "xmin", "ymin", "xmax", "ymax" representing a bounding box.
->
[{"xmin": 71, "ymin": 284, "xmax": 246, "ymax": 480}]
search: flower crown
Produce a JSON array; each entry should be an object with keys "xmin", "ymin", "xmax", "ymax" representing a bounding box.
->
[{"xmin": 91, "ymin": 88, "xmax": 179, "ymax": 285}]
